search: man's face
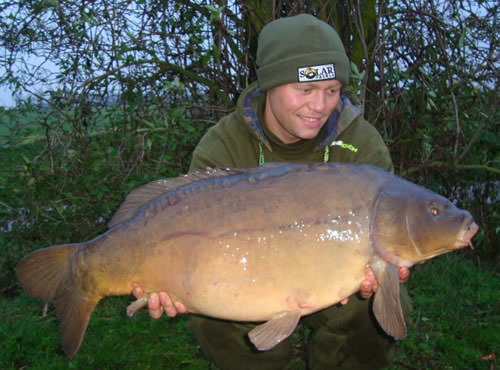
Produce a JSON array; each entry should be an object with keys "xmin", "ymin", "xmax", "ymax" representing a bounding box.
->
[{"xmin": 264, "ymin": 79, "xmax": 342, "ymax": 144}]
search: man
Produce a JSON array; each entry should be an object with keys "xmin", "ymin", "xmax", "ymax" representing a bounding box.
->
[{"xmin": 134, "ymin": 14, "xmax": 410, "ymax": 369}]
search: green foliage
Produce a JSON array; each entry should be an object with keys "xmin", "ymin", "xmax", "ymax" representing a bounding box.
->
[
  {"xmin": 0, "ymin": 103, "xmax": 209, "ymax": 296},
  {"xmin": 370, "ymin": 1, "xmax": 500, "ymax": 256},
  {"xmin": 0, "ymin": 0, "xmax": 241, "ymax": 107}
]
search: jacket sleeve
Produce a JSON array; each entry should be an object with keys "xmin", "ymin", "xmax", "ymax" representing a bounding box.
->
[
  {"xmin": 189, "ymin": 111, "xmax": 258, "ymax": 171},
  {"xmin": 189, "ymin": 126, "xmax": 235, "ymax": 171},
  {"xmin": 189, "ymin": 113, "xmax": 260, "ymax": 172}
]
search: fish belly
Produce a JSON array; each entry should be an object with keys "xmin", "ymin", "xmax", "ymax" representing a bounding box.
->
[
  {"xmin": 130, "ymin": 219, "xmax": 372, "ymax": 322},
  {"xmin": 101, "ymin": 165, "xmax": 377, "ymax": 321}
]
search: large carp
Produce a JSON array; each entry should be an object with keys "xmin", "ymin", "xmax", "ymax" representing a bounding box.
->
[{"xmin": 17, "ymin": 162, "xmax": 478, "ymax": 358}]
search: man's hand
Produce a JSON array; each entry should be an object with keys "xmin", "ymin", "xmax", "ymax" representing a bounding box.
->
[
  {"xmin": 341, "ymin": 266, "xmax": 410, "ymax": 304},
  {"xmin": 132, "ymin": 283, "xmax": 187, "ymax": 319}
]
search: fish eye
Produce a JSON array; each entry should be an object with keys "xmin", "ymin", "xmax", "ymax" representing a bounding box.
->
[{"xmin": 430, "ymin": 207, "xmax": 439, "ymax": 216}]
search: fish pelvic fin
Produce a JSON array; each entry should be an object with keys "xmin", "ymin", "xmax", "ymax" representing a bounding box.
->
[
  {"xmin": 370, "ymin": 258, "xmax": 407, "ymax": 340},
  {"xmin": 127, "ymin": 296, "xmax": 149, "ymax": 317},
  {"xmin": 17, "ymin": 244, "xmax": 99, "ymax": 358},
  {"xmin": 248, "ymin": 309, "xmax": 301, "ymax": 351}
]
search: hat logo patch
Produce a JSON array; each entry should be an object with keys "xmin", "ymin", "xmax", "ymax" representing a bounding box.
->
[{"xmin": 298, "ymin": 64, "xmax": 336, "ymax": 82}]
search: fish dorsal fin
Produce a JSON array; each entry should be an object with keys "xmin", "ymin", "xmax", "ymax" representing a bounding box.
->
[
  {"xmin": 370, "ymin": 258, "xmax": 407, "ymax": 340},
  {"xmin": 108, "ymin": 167, "xmax": 242, "ymax": 228},
  {"xmin": 248, "ymin": 309, "xmax": 301, "ymax": 351}
]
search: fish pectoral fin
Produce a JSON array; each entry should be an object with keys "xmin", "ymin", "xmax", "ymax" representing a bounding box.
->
[
  {"xmin": 126, "ymin": 296, "xmax": 149, "ymax": 317},
  {"xmin": 248, "ymin": 310, "xmax": 301, "ymax": 351},
  {"xmin": 371, "ymin": 260, "xmax": 407, "ymax": 340}
]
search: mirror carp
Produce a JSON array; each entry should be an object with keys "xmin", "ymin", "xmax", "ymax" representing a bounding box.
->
[{"xmin": 17, "ymin": 162, "xmax": 478, "ymax": 357}]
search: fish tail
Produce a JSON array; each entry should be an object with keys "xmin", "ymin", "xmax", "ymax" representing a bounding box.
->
[{"xmin": 17, "ymin": 244, "xmax": 100, "ymax": 358}]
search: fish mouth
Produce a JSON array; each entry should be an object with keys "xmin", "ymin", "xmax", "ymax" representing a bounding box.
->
[{"xmin": 454, "ymin": 222, "xmax": 479, "ymax": 249}]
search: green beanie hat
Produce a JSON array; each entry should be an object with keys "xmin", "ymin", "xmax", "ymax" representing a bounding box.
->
[{"xmin": 256, "ymin": 14, "xmax": 350, "ymax": 91}]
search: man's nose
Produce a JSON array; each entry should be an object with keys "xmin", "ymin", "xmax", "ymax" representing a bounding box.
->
[{"xmin": 308, "ymin": 91, "xmax": 327, "ymax": 112}]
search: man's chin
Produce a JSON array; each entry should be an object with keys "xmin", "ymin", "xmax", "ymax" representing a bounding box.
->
[{"xmin": 297, "ymin": 127, "xmax": 322, "ymax": 140}]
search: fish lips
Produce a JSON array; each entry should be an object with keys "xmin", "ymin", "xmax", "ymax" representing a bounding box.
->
[{"xmin": 454, "ymin": 221, "xmax": 479, "ymax": 249}]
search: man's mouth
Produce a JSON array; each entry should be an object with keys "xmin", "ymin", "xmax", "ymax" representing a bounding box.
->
[{"xmin": 299, "ymin": 115, "xmax": 323, "ymax": 127}]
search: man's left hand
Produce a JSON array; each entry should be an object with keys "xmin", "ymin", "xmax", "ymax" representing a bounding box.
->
[{"xmin": 340, "ymin": 266, "xmax": 410, "ymax": 304}]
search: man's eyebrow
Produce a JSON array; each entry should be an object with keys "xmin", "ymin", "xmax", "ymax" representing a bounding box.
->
[{"xmin": 298, "ymin": 82, "xmax": 342, "ymax": 89}]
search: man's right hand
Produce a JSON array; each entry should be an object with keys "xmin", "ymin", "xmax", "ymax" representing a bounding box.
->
[{"xmin": 132, "ymin": 284, "xmax": 187, "ymax": 319}]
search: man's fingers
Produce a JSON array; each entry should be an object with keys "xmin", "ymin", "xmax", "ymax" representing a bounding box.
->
[
  {"xmin": 360, "ymin": 266, "xmax": 378, "ymax": 299},
  {"xmin": 132, "ymin": 285, "xmax": 186, "ymax": 319},
  {"xmin": 148, "ymin": 292, "xmax": 163, "ymax": 319},
  {"xmin": 132, "ymin": 283, "xmax": 144, "ymax": 299},
  {"xmin": 364, "ymin": 267, "xmax": 377, "ymax": 286},
  {"xmin": 174, "ymin": 301, "xmax": 188, "ymax": 314},
  {"xmin": 159, "ymin": 292, "xmax": 177, "ymax": 317},
  {"xmin": 360, "ymin": 280, "xmax": 374, "ymax": 299},
  {"xmin": 158, "ymin": 291, "xmax": 171, "ymax": 308},
  {"xmin": 398, "ymin": 267, "xmax": 410, "ymax": 283}
]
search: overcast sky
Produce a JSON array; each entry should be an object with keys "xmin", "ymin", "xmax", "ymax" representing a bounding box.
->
[
  {"xmin": 0, "ymin": 88, "xmax": 15, "ymax": 107},
  {"xmin": 0, "ymin": 53, "xmax": 59, "ymax": 108}
]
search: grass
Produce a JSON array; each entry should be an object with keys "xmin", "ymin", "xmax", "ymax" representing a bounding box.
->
[
  {"xmin": 388, "ymin": 253, "xmax": 499, "ymax": 369},
  {"xmin": 1, "ymin": 294, "xmax": 210, "ymax": 369}
]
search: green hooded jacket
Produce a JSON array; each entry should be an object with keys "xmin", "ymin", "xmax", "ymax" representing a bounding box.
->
[{"xmin": 190, "ymin": 82, "xmax": 393, "ymax": 172}]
